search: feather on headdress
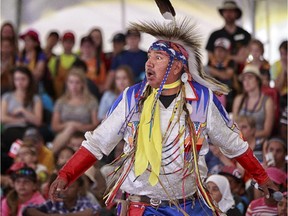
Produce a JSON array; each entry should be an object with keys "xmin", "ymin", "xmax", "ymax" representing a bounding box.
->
[{"xmin": 130, "ymin": 18, "xmax": 230, "ymax": 94}]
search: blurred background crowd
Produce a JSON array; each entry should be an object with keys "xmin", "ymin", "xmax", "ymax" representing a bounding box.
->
[{"xmin": 0, "ymin": 0, "xmax": 287, "ymax": 215}]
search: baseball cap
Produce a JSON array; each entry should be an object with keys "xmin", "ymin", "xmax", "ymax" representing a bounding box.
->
[
  {"xmin": 20, "ymin": 29, "xmax": 40, "ymax": 44},
  {"xmin": 11, "ymin": 166, "xmax": 37, "ymax": 183},
  {"xmin": 62, "ymin": 32, "xmax": 75, "ymax": 42},
  {"xmin": 239, "ymin": 64, "xmax": 261, "ymax": 81},
  {"xmin": 266, "ymin": 167, "xmax": 286, "ymax": 185},
  {"xmin": 112, "ymin": 33, "xmax": 126, "ymax": 43},
  {"xmin": 219, "ymin": 165, "xmax": 243, "ymax": 183},
  {"xmin": 126, "ymin": 29, "xmax": 140, "ymax": 37},
  {"xmin": 214, "ymin": 38, "xmax": 231, "ymax": 50}
]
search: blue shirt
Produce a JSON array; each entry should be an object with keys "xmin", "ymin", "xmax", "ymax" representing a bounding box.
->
[
  {"xmin": 25, "ymin": 196, "xmax": 101, "ymax": 214},
  {"xmin": 111, "ymin": 49, "xmax": 147, "ymax": 82}
]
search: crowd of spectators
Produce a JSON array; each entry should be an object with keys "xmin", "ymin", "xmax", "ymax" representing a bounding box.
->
[{"xmin": 1, "ymin": 1, "xmax": 287, "ymax": 215}]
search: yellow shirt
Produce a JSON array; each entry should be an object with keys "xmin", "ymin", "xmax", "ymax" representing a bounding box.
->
[
  {"xmin": 48, "ymin": 54, "xmax": 77, "ymax": 77},
  {"xmin": 271, "ymin": 60, "xmax": 287, "ymax": 95},
  {"xmin": 38, "ymin": 146, "xmax": 55, "ymax": 174}
]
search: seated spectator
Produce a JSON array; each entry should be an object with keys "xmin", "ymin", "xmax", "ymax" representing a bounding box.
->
[
  {"xmin": 277, "ymin": 192, "xmax": 287, "ymax": 216},
  {"xmin": 263, "ymin": 137, "xmax": 287, "ymax": 172},
  {"xmin": 206, "ymin": 174, "xmax": 242, "ymax": 216},
  {"xmin": 51, "ymin": 68, "xmax": 99, "ymax": 153},
  {"xmin": 1, "ymin": 166, "xmax": 45, "ymax": 216},
  {"xmin": 1, "ymin": 67, "xmax": 43, "ymax": 173},
  {"xmin": 1, "ymin": 22, "xmax": 18, "ymax": 51},
  {"xmin": 54, "ymin": 146, "xmax": 75, "ymax": 171},
  {"xmin": 1, "ymin": 38, "xmax": 16, "ymax": 95},
  {"xmin": 48, "ymin": 31, "xmax": 78, "ymax": 99},
  {"xmin": 80, "ymin": 35, "xmax": 107, "ymax": 92},
  {"xmin": 88, "ymin": 28, "xmax": 106, "ymax": 71},
  {"xmin": 104, "ymin": 32, "xmax": 126, "ymax": 72},
  {"xmin": 98, "ymin": 65, "xmax": 134, "ymax": 121},
  {"xmin": 235, "ymin": 115, "xmax": 258, "ymax": 158},
  {"xmin": 246, "ymin": 167, "xmax": 286, "ymax": 215},
  {"xmin": 205, "ymin": 143, "xmax": 234, "ymax": 175},
  {"xmin": 109, "ymin": 28, "xmax": 147, "ymax": 83},
  {"xmin": 232, "ymin": 64, "xmax": 274, "ymax": 162},
  {"xmin": 44, "ymin": 31, "xmax": 59, "ymax": 60},
  {"xmin": 260, "ymin": 70, "xmax": 280, "ymax": 134},
  {"xmin": 205, "ymin": 37, "xmax": 237, "ymax": 112},
  {"xmin": 71, "ymin": 59, "xmax": 102, "ymax": 101},
  {"xmin": 23, "ymin": 176, "xmax": 101, "ymax": 216},
  {"xmin": 17, "ymin": 29, "xmax": 54, "ymax": 98},
  {"xmin": 12, "ymin": 142, "xmax": 48, "ymax": 183},
  {"xmin": 66, "ymin": 131, "xmax": 85, "ymax": 152},
  {"xmin": 246, "ymin": 39, "xmax": 270, "ymax": 74},
  {"xmin": 271, "ymin": 40, "xmax": 287, "ymax": 110},
  {"xmin": 22, "ymin": 127, "xmax": 55, "ymax": 174},
  {"xmin": 219, "ymin": 166, "xmax": 249, "ymax": 214}
]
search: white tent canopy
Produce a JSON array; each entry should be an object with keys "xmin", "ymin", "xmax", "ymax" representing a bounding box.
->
[{"xmin": 1, "ymin": 0, "xmax": 287, "ymax": 63}]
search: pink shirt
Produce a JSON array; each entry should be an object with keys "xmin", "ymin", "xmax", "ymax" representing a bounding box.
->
[
  {"xmin": 246, "ymin": 197, "xmax": 278, "ymax": 216},
  {"xmin": 1, "ymin": 191, "xmax": 45, "ymax": 216}
]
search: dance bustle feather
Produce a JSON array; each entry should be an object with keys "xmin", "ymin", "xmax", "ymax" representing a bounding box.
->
[{"xmin": 155, "ymin": 0, "xmax": 176, "ymax": 21}]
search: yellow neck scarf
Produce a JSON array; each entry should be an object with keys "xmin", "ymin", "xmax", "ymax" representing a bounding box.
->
[{"xmin": 135, "ymin": 79, "xmax": 181, "ymax": 186}]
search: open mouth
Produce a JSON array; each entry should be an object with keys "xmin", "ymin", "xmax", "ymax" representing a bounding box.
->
[{"xmin": 146, "ymin": 69, "xmax": 155, "ymax": 78}]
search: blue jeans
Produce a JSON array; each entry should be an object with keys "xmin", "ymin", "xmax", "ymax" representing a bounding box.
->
[{"xmin": 143, "ymin": 198, "xmax": 213, "ymax": 216}]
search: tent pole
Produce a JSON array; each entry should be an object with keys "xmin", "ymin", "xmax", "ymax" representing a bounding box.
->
[
  {"xmin": 120, "ymin": 0, "xmax": 126, "ymax": 31},
  {"xmin": 16, "ymin": 0, "xmax": 22, "ymax": 34}
]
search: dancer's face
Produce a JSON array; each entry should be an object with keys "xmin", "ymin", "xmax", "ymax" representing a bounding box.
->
[{"xmin": 145, "ymin": 50, "xmax": 182, "ymax": 89}]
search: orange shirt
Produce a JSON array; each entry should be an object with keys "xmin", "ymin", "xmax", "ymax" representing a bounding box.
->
[{"xmin": 85, "ymin": 57, "xmax": 106, "ymax": 86}]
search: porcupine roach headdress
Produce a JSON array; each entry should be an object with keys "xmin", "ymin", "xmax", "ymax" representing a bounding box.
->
[
  {"xmin": 130, "ymin": 1, "xmax": 229, "ymax": 95},
  {"xmin": 131, "ymin": 1, "xmax": 224, "ymax": 215}
]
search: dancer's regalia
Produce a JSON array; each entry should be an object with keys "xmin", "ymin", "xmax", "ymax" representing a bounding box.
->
[{"xmin": 56, "ymin": 1, "xmax": 269, "ymax": 215}]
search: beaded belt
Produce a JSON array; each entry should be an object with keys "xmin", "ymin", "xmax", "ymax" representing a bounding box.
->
[{"xmin": 128, "ymin": 194, "xmax": 197, "ymax": 208}]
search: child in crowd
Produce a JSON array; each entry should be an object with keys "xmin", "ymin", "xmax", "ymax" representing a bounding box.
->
[
  {"xmin": 206, "ymin": 37, "xmax": 237, "ymax": 112},
  {"xmin": 48, "ymin": 31, "xmax": 77, "ymax": 99},
  {"xmin": 23, "ymin": 176, "xmax": 101, "ymax": 216},
  {"xmin": 246, "ymin": 167, "xmax": 287, "ymax": 215},
  {"xmin": 54, "ymin": 146, "xmax": 75, "ymax": 171},
  {"xmin": 1, "ymin": 167, "xmax": 45, "ymax": 216},
  {"xmin": 13, "ymin": 142, "xmax": 48, "ymax": 183}
]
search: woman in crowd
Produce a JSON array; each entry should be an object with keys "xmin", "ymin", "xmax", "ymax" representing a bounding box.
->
[
  {"xmin": 88, "ymin": 28, "xmax": 108, "ymax": 71},
  {"xmin": 97, "ymin": 65, "xmax": 134, "ymax": 121},
  {"xmin": 17, "ymin": 29, "xmax": 56, "ymax": 101},
  {"xmin": 16, "ymin": 30, "xmax": 46, "ymax": 82},
  {"xmin": 232, "ymin": 64, "xmax": 274, "ymax": 162},
  {"xmin": 206, "ymin": 174, "xmax": 242, "ymax": 216},
  {"xmin": 1, "ymin": 67, "xmax": 43, "ymax": 172},
  {"xmin": 1, "ymin": 22, "xmax": 18, "ymax": 51},
  {"xmin": 246, "ymin": 39, "xmax": 270, "ymax": 74},
  {"xmin": 1, "ymin": 38, "xmax": 17, "ymax": 94},
  {"xmin": 80, "ymin": 35, "xmax": 107, "ymax": 93},
  {"xmin": 51, "ymin": 68, "xmax": 99, "ymax": 153}
]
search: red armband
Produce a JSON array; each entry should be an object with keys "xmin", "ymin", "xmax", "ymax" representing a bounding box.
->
[
  {"xmin": 235, "ymin": 148, "xmax": 269, "ymax": 185},
  {"xmin": 58, "ymin": 146, "xmax": 97, "ymax": 187}
]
